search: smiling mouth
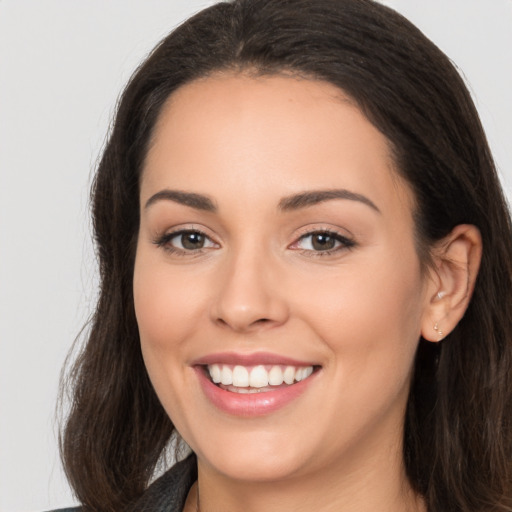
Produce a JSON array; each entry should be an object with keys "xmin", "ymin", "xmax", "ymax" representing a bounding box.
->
[{"xmin": 204, "ymin": 364, "xmax": 318, "ymax": 394}]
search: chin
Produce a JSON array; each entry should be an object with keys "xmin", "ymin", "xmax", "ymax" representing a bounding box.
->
[{"xmin": 190, "ymin": 427, "xmax": 315, "ymax": 482}]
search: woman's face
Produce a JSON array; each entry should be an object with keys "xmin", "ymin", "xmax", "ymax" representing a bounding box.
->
[{"xmin": 134, "ymin": 74, "xmax": 435, "ymax": 483}]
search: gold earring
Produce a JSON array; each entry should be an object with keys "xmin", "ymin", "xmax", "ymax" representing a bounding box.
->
[{"xmin": 433, "ymin": 322, "xmax": 444, "ymax": 340}]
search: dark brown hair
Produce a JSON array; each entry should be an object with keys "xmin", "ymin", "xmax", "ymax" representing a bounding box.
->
[{"xmin": 60, "ymin": 1, "xmax": 512, "ymax": 510}]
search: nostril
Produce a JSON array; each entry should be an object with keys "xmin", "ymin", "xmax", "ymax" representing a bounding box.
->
[{"xmin": 215, "ymin": 317, "xmax": 272, "ymax": 330}]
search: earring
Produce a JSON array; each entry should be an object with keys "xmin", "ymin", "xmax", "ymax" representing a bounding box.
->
[
  {"xmin": 436, "ymin": 291, "xmax": 446, "ymax": 300},
  {"xmin": 433, "ymin": 322, "xmax": 444, "ymax": 340}
]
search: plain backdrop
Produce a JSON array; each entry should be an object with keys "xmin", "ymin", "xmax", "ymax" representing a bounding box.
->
[{"xmin": 1, "ymin": 1, "xmax": 511, "ymax": 510}]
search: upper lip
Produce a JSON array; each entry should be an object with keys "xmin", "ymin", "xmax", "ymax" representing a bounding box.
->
[{"xmin": 192, "ymin": 351, "xmax": 318, "ymax": 367}]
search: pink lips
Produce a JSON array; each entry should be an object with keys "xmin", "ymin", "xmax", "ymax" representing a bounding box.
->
[
  {"xmin": 193, "ymin": 351, "xmax": 316, "ymax": 367},
  {"xmin": 193, "ymin": 352, "xmax": 319, "ymax": 417}
]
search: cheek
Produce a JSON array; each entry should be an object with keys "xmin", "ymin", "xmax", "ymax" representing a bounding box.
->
[
  {"xmin": 132, "ymin": 249, "xmax": 209, "ymax": 427},
  {"xmin": 134, "ymin": 252, "xmax": 205, "ymax": 350},
  {"xmin": 294, "ymin": 248, "xmax": 425, "ymax": 386}
]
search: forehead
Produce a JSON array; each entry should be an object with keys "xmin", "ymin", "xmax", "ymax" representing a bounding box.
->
[{"xmin": 142, "ymin": 72, "xmax": 413, "ymax": 217}]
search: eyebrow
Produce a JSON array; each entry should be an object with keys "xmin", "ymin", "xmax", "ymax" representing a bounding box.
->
[
  {"xmin": 144, "ymin": 188, "xmax": 379, "ymax": 214},
  {"xmin": 144, "ymin": 189, "xmax": 217, "ymax": 212},
  {"xmin": 279, "ymin": 189, "xmax": 380, "ymax": 213}
]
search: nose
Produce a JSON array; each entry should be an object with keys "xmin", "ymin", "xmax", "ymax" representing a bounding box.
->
[{"xmin": 210, "ymin": 251, "xmax": 289, "ymax": 333}]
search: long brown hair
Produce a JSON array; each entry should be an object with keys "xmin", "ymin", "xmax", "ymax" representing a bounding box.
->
[{"xmin": 60, "ymin": 1, "xmax": 512, "ymax": 510}]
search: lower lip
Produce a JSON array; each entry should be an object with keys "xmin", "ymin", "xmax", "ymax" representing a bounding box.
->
[{"xmin": 195, "ymin": 367, "xmax": 317, "ymax": 417}]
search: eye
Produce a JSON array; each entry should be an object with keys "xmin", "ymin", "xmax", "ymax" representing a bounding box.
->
[
  {"xmin": 155, "ymin": 229, "xmax": 219, "ymax": 253},
  {"xmin": 172, "ymin": 231, "xmax": 212, "ymax": 250},
  {"xmin": 292, "ymin": 230, "xmax": 355, "ymax": 254}
]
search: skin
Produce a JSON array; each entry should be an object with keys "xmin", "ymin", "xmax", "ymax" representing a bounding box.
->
[{"xmin": 133, "ymin": 73, "xmax": 481, "ymax": 512}]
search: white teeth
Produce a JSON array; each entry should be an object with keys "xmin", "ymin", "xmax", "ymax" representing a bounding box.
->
[
  {"xmin": 283, "ymin": 366, "xmax": 295, "ymax": 385},
  {"xmin": 268, "ymin": 365, "xmax": 284, "ymax": 386},
  {"xmin": 209, "ymin": 364, "xmax": 221, "ymax": 383},
  {"xmin": 296, "ymin": 367, "xmax": 312, "ymax": 382},
  {"xmin": 296, "ymin": 366, "xmax": 313, "ymax": 381},
  {"xmin": 220, "ymin": 365, "xmax": 233, "ymax": 385},
  {"xmin": 232, "ymin": 365, "xmax": 249, "ymax": 387},
  {"xmin": 249, "ymin": 365, "xmax": 269, "ymax": 388},
  {"xmin": 208, "ymin": 363, "xmax": 315, "ymax": 389}
]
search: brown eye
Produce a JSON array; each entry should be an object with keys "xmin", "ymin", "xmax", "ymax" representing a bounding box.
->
[
  {"xmin": 311, "ymin": 233, "xmax": 336, "ymax": 251},
  {"xmin": 180, "ymin": 231, "xmax": 206, "ymax": 250},
  {"xmin": 293, "ymin": 230, "xmax": 355, "ymax": 254},
  {"xmin": 156, "ymin": 229, "xmax": 218, "ymax": 253}
]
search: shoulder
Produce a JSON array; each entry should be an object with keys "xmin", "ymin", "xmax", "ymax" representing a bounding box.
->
[
  {"xmin": 44, "ymin": 456, "xmax": 196, "ymax": 512},
  {"xmin": 128, "ymin": 454, "xmax": 197, "ymax": 511}
]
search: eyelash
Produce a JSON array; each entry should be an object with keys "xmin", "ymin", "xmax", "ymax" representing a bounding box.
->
[
  {"xmin": 153, "ymin": 228, "xmax": 356, "ymax": 257},
  {"xmin": 153, "ymin": 229, "xmax": 218, "ymax": 257},
  {"xmin": 292, "ymin": 229, "xmax": 356, "ymax": 257}
]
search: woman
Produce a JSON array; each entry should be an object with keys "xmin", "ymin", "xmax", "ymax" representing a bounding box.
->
[{"xmin": 57, "ymin": 0, "xmax": 512, "ymax": 511}]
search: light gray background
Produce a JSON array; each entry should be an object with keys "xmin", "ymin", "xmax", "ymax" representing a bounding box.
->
[{"xmin": 1, "ymin": 1, "xmax": 511, "ymax": 511}]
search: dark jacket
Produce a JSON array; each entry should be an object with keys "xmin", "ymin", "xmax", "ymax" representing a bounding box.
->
[{"xmin": 49, "ymin": 455, "xmax": 197, "ymax": 512}]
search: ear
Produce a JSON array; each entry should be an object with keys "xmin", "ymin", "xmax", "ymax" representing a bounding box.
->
[{"xmin": 421, "ymin": 224, "xmax": 482, "ymax": 342}]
